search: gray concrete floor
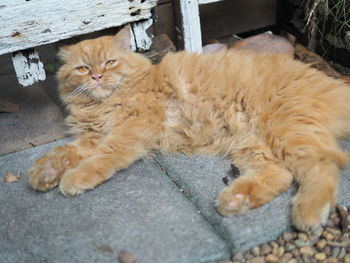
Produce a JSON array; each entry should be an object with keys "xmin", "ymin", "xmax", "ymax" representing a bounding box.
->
[{"xmin": 0, "ymin": 46, "xmax": 67, "ymax": 156}]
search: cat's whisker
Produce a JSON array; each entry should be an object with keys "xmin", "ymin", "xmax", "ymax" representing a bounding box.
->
[
  {"xmin": 52, "ymin": 102, "xmax": 66, "ymax": 120},
  {"xmin": 67, "ymin": 84, "xmax": 89, "ymax": 102}
]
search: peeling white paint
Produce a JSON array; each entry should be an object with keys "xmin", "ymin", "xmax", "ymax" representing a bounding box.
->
[
  {"xmin": 131, "ymin": 18, "xmax": 154, "ymax": 52},
  {"xmin": 198, "ymin": 0, "xmax": 222, "ymax": 4},
  {"xmin": 180, "ymin": 0, "xmax": 202, "ymax": 53},
  {"xmin": 0, "ymin": 0, "xmax": 157, "ymax": 56},
  {"xmin": 12, "ymin": 49, "xmax": 46, "ymax": 87}
]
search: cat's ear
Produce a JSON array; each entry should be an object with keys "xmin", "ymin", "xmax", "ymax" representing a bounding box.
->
[
  {"xmin": 113, "ymin": 25, "xmax": 132, "ymax": 51},
  {"xmin": 57, "ymin": 45, "xmax": 71, "ymax": 62}
]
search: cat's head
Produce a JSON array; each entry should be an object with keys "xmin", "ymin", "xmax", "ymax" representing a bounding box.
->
[{"xmin": 57, "ymin": 26, "xmax": 150, "ymax": 103}]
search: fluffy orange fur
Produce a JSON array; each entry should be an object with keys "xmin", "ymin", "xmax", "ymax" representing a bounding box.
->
[{"xmin": 29, "ymin": 26, "xmax": 350, "ymax": 232}]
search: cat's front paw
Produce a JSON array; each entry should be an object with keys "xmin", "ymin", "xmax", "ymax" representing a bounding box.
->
[
  {"xmin": 216, "ymin": 192, "xmax": 251, "ymax": 215},
  {"xmin": 59, "ymin": 169, "xmax": 98, "ymax": 196},
  {"xmin": 292, "ymin": 193, "xmax": 332, "ymax": 232},
  {"xmin": 216, "ymin": 176, "xmax": 266, "ymax": 216},
  {"xmin": 29, "ymin": 156, "xmax": 62, "ymax": 191}
]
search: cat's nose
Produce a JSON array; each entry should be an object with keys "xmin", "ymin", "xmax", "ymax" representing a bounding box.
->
[{"xmin": 92, "ymin": 74, "xmax": 103, "ymax": 81}]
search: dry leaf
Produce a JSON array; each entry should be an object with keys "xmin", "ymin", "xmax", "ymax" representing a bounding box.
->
[
  {"xmin": 222, "ymin": 176, "xmax": 229, "ymax": 185},
  {"xmin": 4, "ymin": 172, "xmax": 20, "ymax": 183},
  {"xmin": 118, "ymin": 250, "xmax": 136, "ymax": 263}
]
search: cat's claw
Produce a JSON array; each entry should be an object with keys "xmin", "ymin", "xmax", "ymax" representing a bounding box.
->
[{"xmin": 216, "ymin": 193, "xmax": 251, "ymax": 216}]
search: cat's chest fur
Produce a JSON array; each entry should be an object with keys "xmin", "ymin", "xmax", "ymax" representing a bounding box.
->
[{"xmin": 65, "ymin": 100, "xmax": 121, "ymax": 136}]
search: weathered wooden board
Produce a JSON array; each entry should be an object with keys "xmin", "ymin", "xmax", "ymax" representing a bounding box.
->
[
  {"xmin": 131, "ymin": 18, "xmax": 154, "ymax": 52},
  {"xmin": 179, "ymin": 0, "xmax": 202, "ymax": 53},
  {"xmin": 198, "ymin": 0, "xmax": 222, "ymax": 4},
  {"xmin": 0, "ymin": 0, "xmax": 157, "ymax": 56},
  {"xmin": 11, "ymin": 49, "xmax": 46, "ymax": 86}
]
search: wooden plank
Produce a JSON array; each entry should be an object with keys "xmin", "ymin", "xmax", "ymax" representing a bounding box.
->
[
  {"xmin": 11, "ymin": 49, "xmax": 46, "ymax": 87},
  {"xmin": 153, "ymin": 2, "xmax": 176, "ymax": 45},
  {"xmin": 0, "ymin": 0, "xmax": 157, "ymax": 56},
  {"xmin": 131, "ymin": 18, "xmax": 154, "ymax": 52},
  {"xmin": 179, "ymin": 0, "xmax": 202, "ymax": 53},
  {"xmin": 198, "ymin": 0, "xmax": 222, "ymax": 4}
]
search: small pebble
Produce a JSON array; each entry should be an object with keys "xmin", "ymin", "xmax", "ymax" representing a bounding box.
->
[
  {"xmin": 316, "ymin": 239, "xmax": 327, "ymax": 250},
  {"xmin": 301, "ymin": 254, "xmax": 311, "ymax": 263},
  {"xmin": 287, "ymin": 259, "xmax": 297, "ymax": 263},
  {"xmin": 299, "ymin": 246, "xmax": 314, "ymax": 256},
  {"xmin": 344, "ymin": 254, "xmax": 350, "ymax": 263},
  {"xmin": 325, "ymin": 233, "xmax": 334, "ymax": 241},
  {"xmin": 251, "ymin": 246, "xmax": 260, "ymax": 257},
  {"xmin": 278, "ymin": 246, "xmax": 285, "ymax": 257},
  {"xmin": 251, "ymin": 256, "xmax": 265, "ymax": 263},
  {"xmin": 270, "ymin": 242, "xmax": 278, "ymax": 249},
  {"xmin": 283, "ymin": 232, "xmax": 295, "ymax": 242},
  {"xmin": 314, "ymin": 252, "xmax": 326, "ymax": 261},
  {"xmin": 294, "ymin": 239, "xmax": 309, "ymax": 247},
  {"xmin": 338, "ymin": 247, "xmax": 346, "ymax": 259},
  {"xmin": 260, "ymin": 244, "xmax": 272, "ymax": 255},
  {"xmin": 326, "ymin": 257, "xmax": 338, "ymax": 263},
  {"xmin": 326, "ymin": 227, "xmax": 341, "ymax": 236},
  {"xmin": 331, "ymin": 247, "xmax": 340, "ymax": 258},
  {"xmin": 280, "ymin": 252, "xmax": 293, "ymax": 262},
  {"xmin": 285, "ymin": 243, "xmax": 295, "ymax": 252},
  {"xmin": 265, "ymin": 254, "xmax": 278, "ymax": 262},
  {"xmin": 277, "ymin": 236, "xmax": 285, "ymax": 246},
  {"xmin": 297, "ymin": 233, "xmax": 308, "ymax": 242}
]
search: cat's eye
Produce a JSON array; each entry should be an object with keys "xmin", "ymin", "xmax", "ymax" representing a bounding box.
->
[
  {"xmin": 105, "ymin": 60, "xmax": 117, "ymax": 67},
  {"xmin": 76, "ymin": 66, "xmax": 89, "ymax": 74}
]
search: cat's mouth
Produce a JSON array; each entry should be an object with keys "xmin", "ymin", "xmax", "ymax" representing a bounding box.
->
[{"xmin": 90, "ymin": 84, "xmax": 113, "ymax": 100}]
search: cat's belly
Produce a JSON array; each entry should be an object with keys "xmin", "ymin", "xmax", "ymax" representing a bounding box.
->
[{"xmin": 159, "ymin": 99, "xmax": 253, "ymax": 156}]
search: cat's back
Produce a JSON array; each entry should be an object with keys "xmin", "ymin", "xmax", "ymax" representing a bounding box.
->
[
  {"xmin": 158, "ymin": 49, "xmax": 350, "ymax": 137},
  {"xmin": 158, "ymin": 49, "xmax": 296, "ymax": 101}
]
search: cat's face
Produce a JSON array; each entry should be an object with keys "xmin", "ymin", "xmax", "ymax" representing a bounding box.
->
[{"xmin": 57, "ymin": 26, "xmax": 134, "ymax": 102}]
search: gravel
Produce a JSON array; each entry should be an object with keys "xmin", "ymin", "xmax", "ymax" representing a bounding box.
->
[{"xmin": 217, "ymin": 205, "xmax": 350, "ymax": 263}]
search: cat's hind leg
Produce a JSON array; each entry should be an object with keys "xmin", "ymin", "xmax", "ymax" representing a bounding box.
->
[
  {"xmin": 29, "ymin": 135, "xmax": 98, "ymax": 191},
  {"xmin": 216, "ymin": 141, "xmax": 293, "ymax": 215},
  {"xmin": 273, "ymin": 129, "xmax": 348, "ymax": 231}
]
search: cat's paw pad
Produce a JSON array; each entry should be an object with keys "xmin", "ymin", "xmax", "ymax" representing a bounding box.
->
[
  {"xmin": 29, "ymin": 157, "xmax": 61, "ymax": 191},
  {"xmin": 216, "ymin": 193, "xmax": 251, "ymax": 216},
  {"xmin": 293, "ymin": 198, "xmax": 331, "ymax": 232}
]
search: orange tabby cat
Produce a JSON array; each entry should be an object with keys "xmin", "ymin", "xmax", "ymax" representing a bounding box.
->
[{"xmin": 29, "ymin": 26, "xmax": 350, "ymax": 232}]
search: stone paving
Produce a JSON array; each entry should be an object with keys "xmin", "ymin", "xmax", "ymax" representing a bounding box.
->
[
  {"xmin": 1, "ymin": 138, "xmax": 350, "ymax": 262},
  {"xmin": 0, "ymin": 139, "xmax": 230, "ymax": 263}
]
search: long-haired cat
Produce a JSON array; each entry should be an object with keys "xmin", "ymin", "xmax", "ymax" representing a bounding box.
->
[{"xmin": 29, "ymin": 26, "xmax": 350, "ymax": 232}]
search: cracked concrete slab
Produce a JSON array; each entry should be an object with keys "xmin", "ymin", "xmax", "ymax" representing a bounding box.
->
[
  {"xmin": 0, "ymin": 139, "xmax": 230, "ymax": 263},
  {"xmin": 156, "ymin": 139, "xmax": 350, "ymax": 252}
]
